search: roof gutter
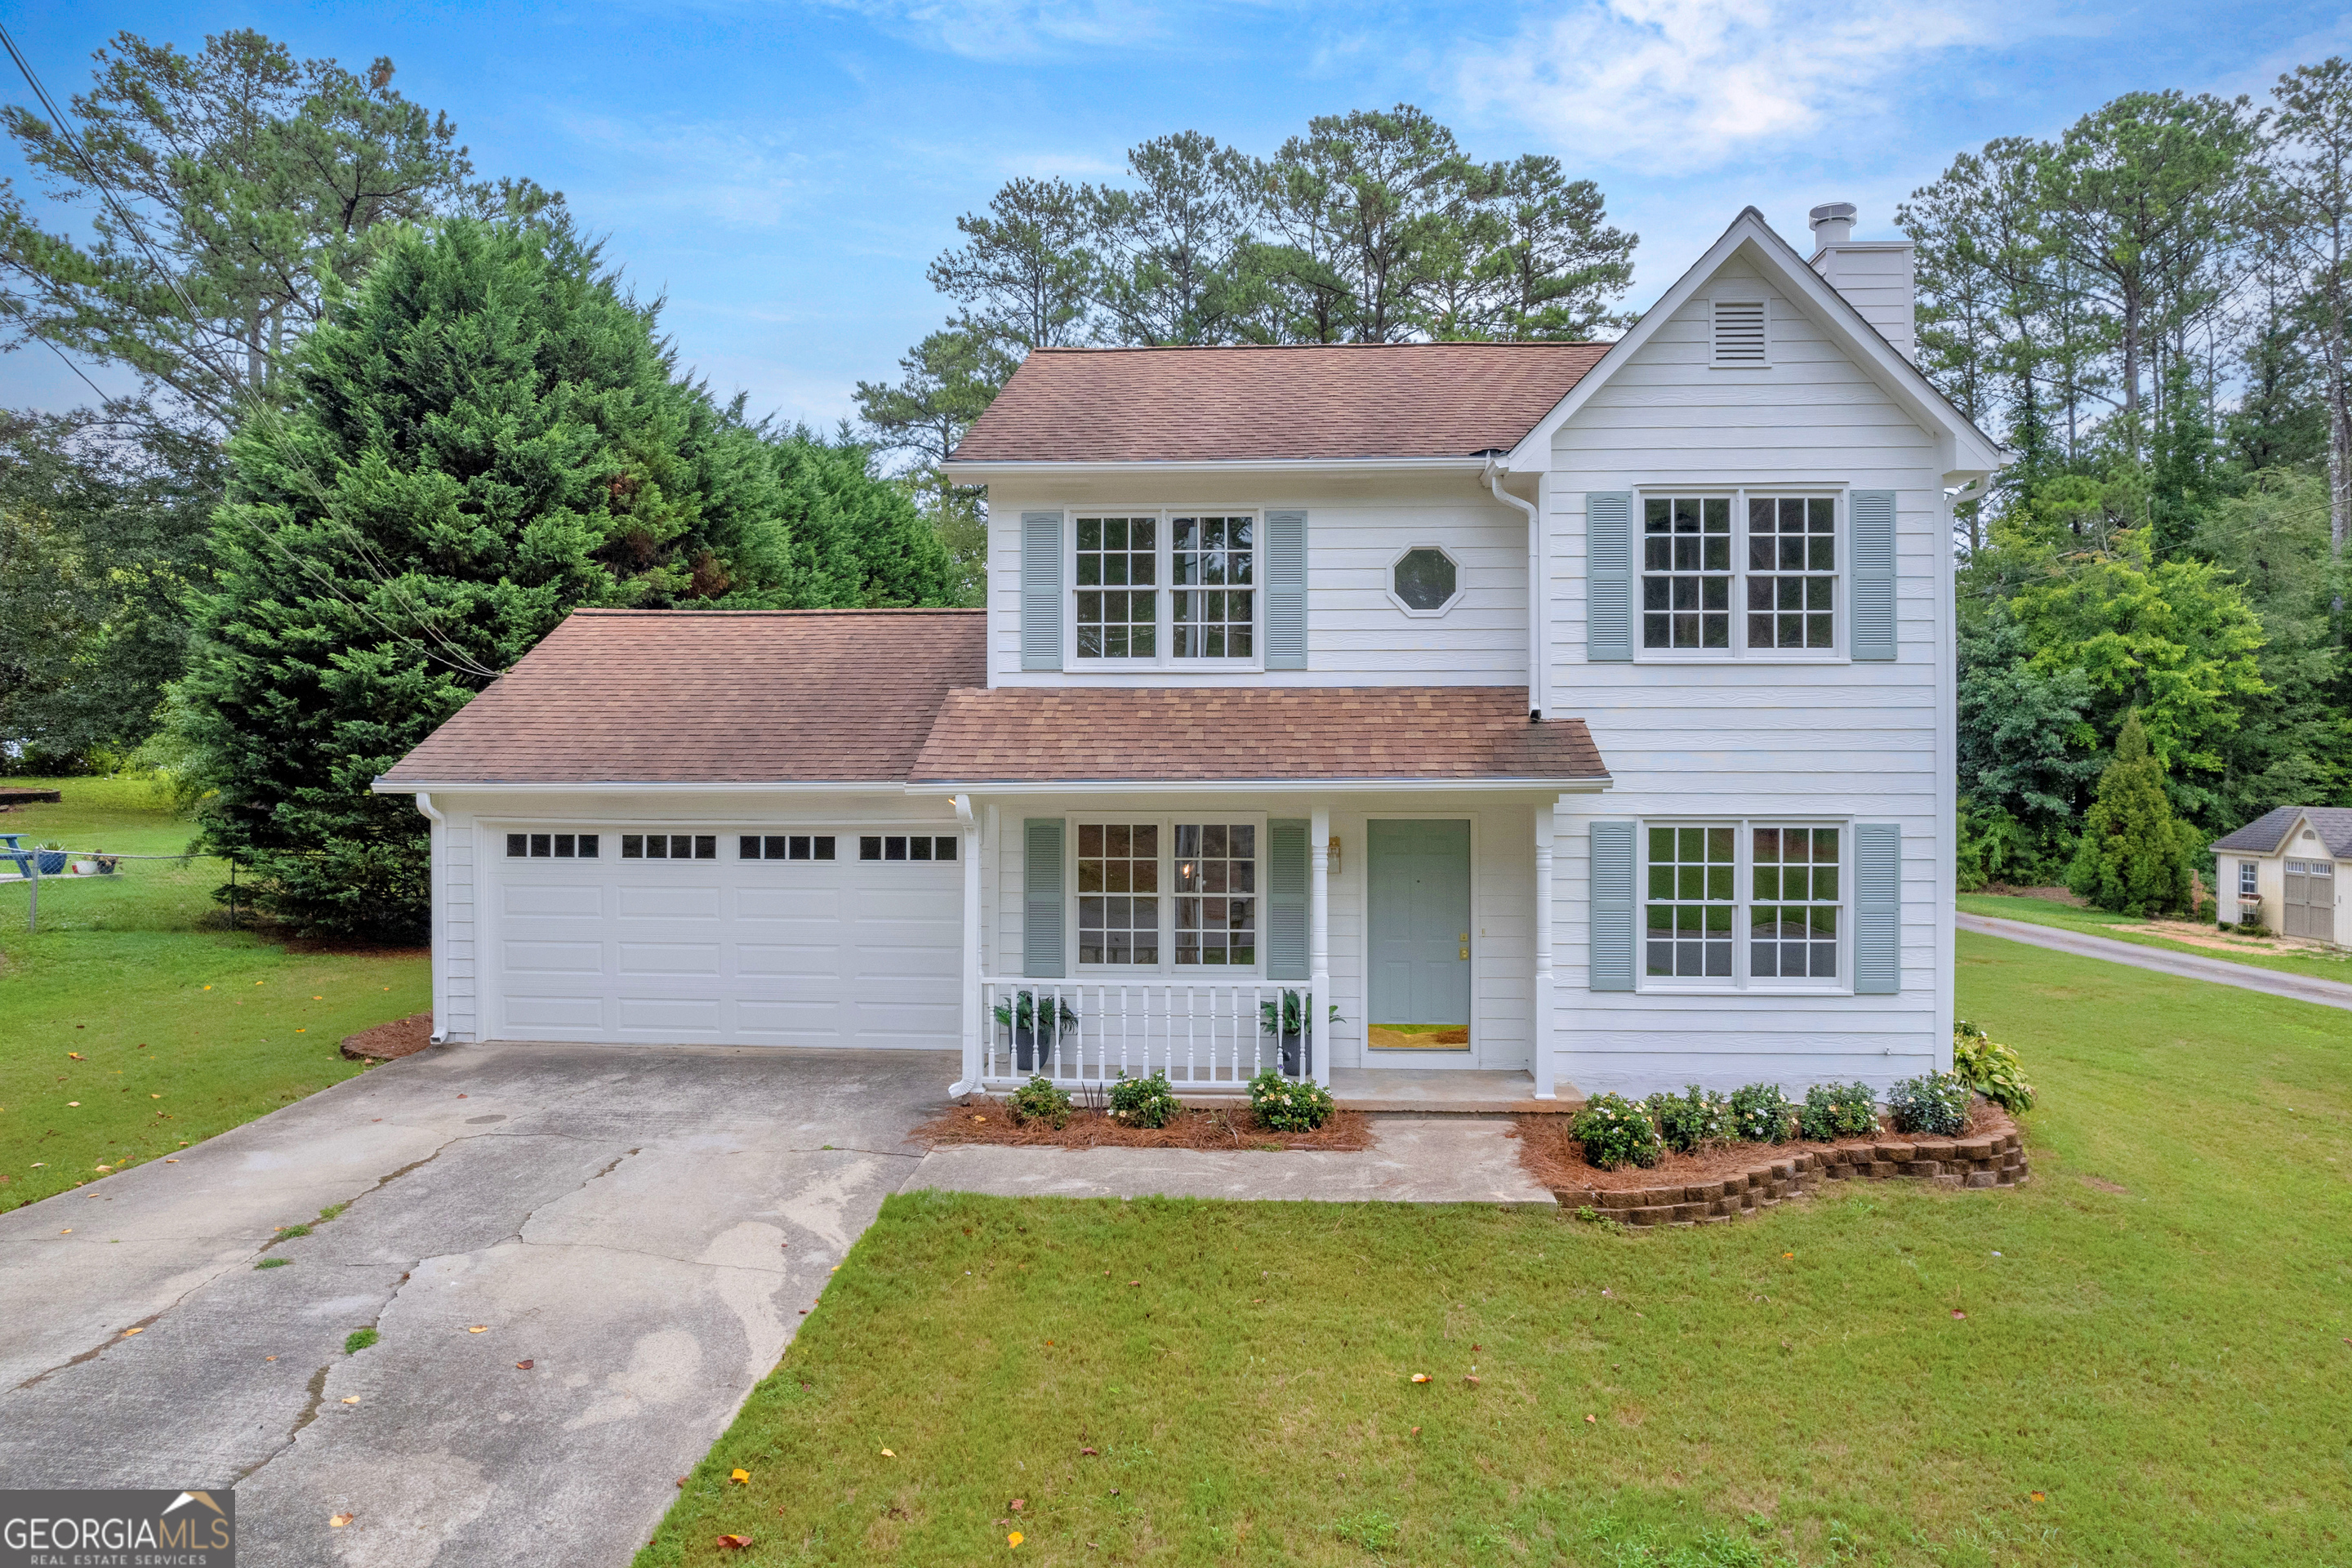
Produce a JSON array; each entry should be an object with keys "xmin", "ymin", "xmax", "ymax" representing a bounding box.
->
[
  {"xmin": 370, "ymin": 778, "xmax": 916, "ymax": 796},
  {"xmin": 904, "ymin": 777, "xmax": 1610, "ymax": 797},
  {"xmin": 1482, "ymin": 455, "xmax": 1543, "ymax": 719}
]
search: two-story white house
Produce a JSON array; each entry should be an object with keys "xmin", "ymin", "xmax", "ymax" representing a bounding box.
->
[{"xmin": 376, "ymin": 203, "xmax": 2002, "ymax": 1105}]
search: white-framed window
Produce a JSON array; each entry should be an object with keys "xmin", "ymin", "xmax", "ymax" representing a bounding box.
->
[
  {"xmin": 1386, "ymin": 543, "xmax": 1464, "ymax": 617},
  {"xmin": 1071, "ymin": 510, "xmax": 1258, "ymax": 668},
  {"xmin": 1640, "ymin": 489, "xmax": 1842, "ymax": 659},
  {"xmin": 1642, "ymin": 819, "xmax": 1846, "ymax": 990},
  {"xmin": 1073, "ymin": 817, "xmax": 1259, "ymax": 971},
  {"xmin": 2238, "ymin": 860, "xmax": 2259, "ymax": 898}
]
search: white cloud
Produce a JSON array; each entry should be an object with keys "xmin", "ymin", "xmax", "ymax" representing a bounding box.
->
[
  {"xmin": 556, "ymin": 114, "xmax": 818, "ymax": 229},
  {"xmin": 1454, "ymin": 0, "xmax": 1993, "ymax": 173}
]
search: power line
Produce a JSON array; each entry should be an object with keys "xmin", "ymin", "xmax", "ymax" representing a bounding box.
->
[{"xmin": 0, "ymin": 20, "xmax": 510, "ymax": 684}]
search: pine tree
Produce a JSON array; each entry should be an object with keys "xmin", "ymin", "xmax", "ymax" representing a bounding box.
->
[
  {"xmin": 172, "ymin": 217, "xmax": 951, "ymax": 938},
  {"xmin": 2066, "ymin": 710, "xmax": 2199, "ymax": 915}
]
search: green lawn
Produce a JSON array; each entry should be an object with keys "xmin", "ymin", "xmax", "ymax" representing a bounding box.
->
[
  {"xmin": 639, "ymin": 933, "xmax": 2350, "ymax": 1568},
  {"xmin": 1958, "ymin": 890, "xmax": 2352, "ymax": 987},
  {"xmin": 1, "ymin": 776, "xmax": 429, "ymax": 1210}
]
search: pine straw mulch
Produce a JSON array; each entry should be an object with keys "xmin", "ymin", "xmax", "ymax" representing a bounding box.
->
[
  {"xmin": 340, "ymin": 1012, "xmax": 435, "ymax": 1061},
  {"xmin": 1510, "ymin": 1100, "xmax": 2016, "ymax": 1193},
  {"xmin": 913, "ymin": 1098, "xmax": 1375, "ymax": 1152}
]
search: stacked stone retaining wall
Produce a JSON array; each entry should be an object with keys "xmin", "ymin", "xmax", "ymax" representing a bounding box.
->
[{"xmin": 1554, "ymin": 1131, "xmax": 2029, "ymax": 1228}]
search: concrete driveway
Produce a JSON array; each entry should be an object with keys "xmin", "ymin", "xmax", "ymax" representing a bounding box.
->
[{"xmin": 0, "ymin": 1042, "xmax": 951, "ymax": 1567}]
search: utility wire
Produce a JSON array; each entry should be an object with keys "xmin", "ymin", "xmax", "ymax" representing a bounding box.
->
[{"xmin": 0, "ymin": 20, "xmax": 509, "ymax": 684}]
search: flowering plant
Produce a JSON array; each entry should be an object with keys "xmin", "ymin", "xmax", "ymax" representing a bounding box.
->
[{"xmin": 1570, "ymin": 1092, "xmax": 1662, "ymax": 1169}]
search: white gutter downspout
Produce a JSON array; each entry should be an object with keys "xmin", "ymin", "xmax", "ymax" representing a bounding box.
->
[
  {"xmin": 413, "ymin": 792, "xmax": 448, "ymax": 1045},
  {"xmin": 1484, "ymin": 457, "xmax": 1543, "ymax": 718}
]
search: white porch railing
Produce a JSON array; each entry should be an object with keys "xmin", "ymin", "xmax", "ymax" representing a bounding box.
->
[{"xmin": 978, "ymin": 977, "xmax": 1317, "ymax": 1091}]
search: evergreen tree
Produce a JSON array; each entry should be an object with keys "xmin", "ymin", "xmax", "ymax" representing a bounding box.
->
[
  {"xmin": 2068, "ymin": 711, "xmax": 2200, "ymax": 915},
  {"xmin": 172, "ymin": 218, "xmax": 949, "ymax": 938}
]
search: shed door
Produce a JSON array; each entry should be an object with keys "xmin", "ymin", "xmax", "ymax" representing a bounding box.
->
[
  {"xmin": 2285, "ymin": 861, "xmax": 2332, "ymax": 940},
  {"xmin": 488, "ymin": 831, "xmax": 961, "ymax": 1046}
]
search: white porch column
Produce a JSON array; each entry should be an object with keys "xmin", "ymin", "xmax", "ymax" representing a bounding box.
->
[
  {"xmin": 1533, "ymin": 798, "xmax": 1558, "ymax": 1098},
  {"xmin": 953, "ymin": 794, "xmax": 982, "ymax": 1095},
  {"xmin": 1309, "ymin": 805, "xmax": 1332, "ymax": 1086}
]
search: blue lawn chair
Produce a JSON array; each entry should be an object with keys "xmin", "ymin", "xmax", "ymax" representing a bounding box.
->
[{"xmin": 0, "ymin": 832, "xmax": 32, "ymax": 880}]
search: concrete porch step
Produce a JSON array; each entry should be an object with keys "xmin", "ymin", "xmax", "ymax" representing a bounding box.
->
[{"xmin": 1330, "ymin": 1068, "xmax": 1581, "ymax": 1115}]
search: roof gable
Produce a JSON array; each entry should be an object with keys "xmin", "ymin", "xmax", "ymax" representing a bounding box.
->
[
  {"xmin": 947, "ymin": 342, "xmax": 1608, "ymax": 466},
  {"xmin": 2214, "ymin": 806, "xmax": 2352, "ymax": 859},
  {"xmin": 1501, "ymin": 207, "xmax": 2005, "ymax": 478}
]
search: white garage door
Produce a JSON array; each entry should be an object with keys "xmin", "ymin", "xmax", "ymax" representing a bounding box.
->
[{"xmin": 487, "ymin": 829, "xmax": 962, "ymax": 1046}]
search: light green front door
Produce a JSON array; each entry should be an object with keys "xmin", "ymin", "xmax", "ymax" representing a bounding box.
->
[{"xmin": 1367, "ymin": 820, "xmax": 1472, "ymax": 1050}]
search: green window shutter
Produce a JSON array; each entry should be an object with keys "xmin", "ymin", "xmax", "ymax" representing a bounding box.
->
[
  {"xmin": 1021, "ymin": 511, "xmax": 1063, "ymax": 671},
  {"xmin": 1264, "ymin": 509, "xmax": 1307, "ymax": 670},
  {"xmin": 1588, "ymin": 821, "xmax": 1635, "ymax": 991},
  {"xmin": 1266, "ymin": 818, "xmax": 1309, "ymax": 980},
  {"xmin": 1022, "ymin": 817, "xmax": 1066, "ymax": 978},
  {"xmin": 1855, "ymin": 822, "xmax": 1900, "ymax": 993},
  {"xmin": 1586, "ymin": 492, "xmax": 1633, "ymax": 662},
  {"xmin": 1849, "ymin": 490, "xmax": 1896, "ymax": 662}
]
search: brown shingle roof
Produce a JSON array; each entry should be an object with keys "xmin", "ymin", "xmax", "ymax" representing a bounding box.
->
[
  {"xmin": 908, "ymin": 687, "xmax": 1607, "ymax": 784},
  {"xmin": 380, "ymin": 608, "xmax": 986, "ymax": 784},
  {"xmin": 949, "ymin": 342, "xmax": 1610, "ymax": 464}
]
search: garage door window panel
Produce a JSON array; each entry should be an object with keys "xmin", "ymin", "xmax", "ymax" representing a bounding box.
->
[
  {"xmin": 742, "ymin": 835, "xmax": 838, "ymax": 861},
  {"xmin": 507, "ymin": 832, "xmax": 599, "ymax": 858}
]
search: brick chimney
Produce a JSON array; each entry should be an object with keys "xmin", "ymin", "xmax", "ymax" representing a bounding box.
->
[{"xmin": 1808, "ymin": 202, "xmax": 1914, "ymax": 363}]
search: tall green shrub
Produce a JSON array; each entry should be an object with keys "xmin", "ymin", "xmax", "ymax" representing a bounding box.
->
[
  {"xmin": 2066, "ymin": 710, "xmax": 2199, "ymax": 916},
  {"xmin": 173, "ymin": 218, "xmax": 955, "ymax": 938}
]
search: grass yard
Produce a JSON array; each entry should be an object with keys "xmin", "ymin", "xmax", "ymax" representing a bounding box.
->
[
  {"xmin": 640, "ymin": 933, "xmax": 2350, "ymax": 1568},
  {"xmin": 1, "ymin": 776, "xmax": 429, "ymax": 1209},
  {"xmin": 1958, "ymin": 890, "xmax": 2352, "ymax": 987}
]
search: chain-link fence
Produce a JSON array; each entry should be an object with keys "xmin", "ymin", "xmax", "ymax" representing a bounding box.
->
[{"xmin": 0, "ymin": 841, "xmax": 246, "ymax": 934}]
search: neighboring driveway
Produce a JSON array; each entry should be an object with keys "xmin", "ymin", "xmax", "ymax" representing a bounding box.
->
[
  {"xmin": 1958, "ymin": 912, "xmax": 2352, "ymax": 1011},
  {"xmin": 0, "ymin": 1042, "xmax": 952, "ymax": 1568}
]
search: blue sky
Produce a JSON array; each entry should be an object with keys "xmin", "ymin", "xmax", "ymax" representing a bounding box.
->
[{"xmin": 4, "ymin": 0, "xmax": 2347, "ymax": 428}]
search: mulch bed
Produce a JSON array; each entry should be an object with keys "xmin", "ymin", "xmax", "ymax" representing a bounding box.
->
[
  {"xmin": 1511, "ymin": 1101, "xmax": 2016, "ymax": 1192},
  {"xmin": 914, "ymin": 1098, "xmax": 1374, "ymax": 1152},
  {"xmin": 341, "ymin": 1012, "xmax": 434, "ymax": 1061}
]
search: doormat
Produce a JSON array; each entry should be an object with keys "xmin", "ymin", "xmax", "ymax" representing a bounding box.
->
[{"xmin": 1367, "ymin": 1024, "xmax": 1469, "ymax": 1050}]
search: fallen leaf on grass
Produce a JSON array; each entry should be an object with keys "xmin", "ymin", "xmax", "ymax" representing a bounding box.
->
[
  {"xmin": 1008, "ymin": 1531, "xmax": 1023, "ymax": 1548},
  {"xmin": 730, "ymin": 1469, "xmax": 751, "ymax": 1485},
  {"xmin": 330, "ymin": 1513, "xmax": 353, "ymax": 1528},
  {"xmin": 2029, "ymin": 1491, "xmax": 2045, "ymax": 1503},
  {"xmin": 880, "ymin": 1448, "xmax": 896, "ymax": 1459},
  {"xmin": 675, "ymin": 1479, "xmax": 688, "ymax": 1489},
  {"xmin": 1584, "ymin": 1414, "xmax": 1596, "ymax": 1423},
  {"xmin": 715, "ymin": 1535, "xmax": 754, "ymax": 1550},
  {"xmin": 514, "ymin": 1360, "xmax": 534, "ymax": 1370},
  {"xmin": 1009, "ymin": 1499, "xmax": 1024, "ymax": 1512},
  {"xmin": 1951, "ymin": 1310, "xmax": 1967, "ymax": 1320},
  {"xmin": 1410, "ymin": 1374, "xmax": 1430, "ymax": 1383},
  {"xmin": 1080, "ymin": 1446, "xmax": 1098, "ymax": 1456}
]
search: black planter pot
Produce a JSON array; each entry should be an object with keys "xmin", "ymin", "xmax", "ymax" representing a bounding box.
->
[
  {"xmin": 1268, "ymin": 1029, "xmax": 1308, "ymax": 1080},
  {"xmin": 1010, "ymin": 1023, "xmax": 1058, "ymax": 1074}
]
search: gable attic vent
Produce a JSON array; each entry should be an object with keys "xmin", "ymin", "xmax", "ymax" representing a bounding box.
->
[{"xmin": 1712, "ymin": 298, "xmax": 1767, "ymax": 365}]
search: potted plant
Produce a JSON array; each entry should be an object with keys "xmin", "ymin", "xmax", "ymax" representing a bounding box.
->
[
  {"xmin": 70, "ymin": 853, "xmax": 100, "ymax": 875},
  {"xmin": 33, "ymin": 842, "xmax": 66, "ymax": 876},
  {"xmin": 1258, "ymin": 991, "xmax": 1339, "ymax": 1079},
  {"xmin": 993, "ymin": 991, "xmax": 1078, "ymax": 1073}
]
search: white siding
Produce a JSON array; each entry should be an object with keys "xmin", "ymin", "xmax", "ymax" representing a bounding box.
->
[
  {"xmin": 1544, "ymin": 253, "xmax": 1953, "ymax": 1098},
  {"xmin": 984, "ymin": 473, "xmax": 1530, "ymax": 688}
]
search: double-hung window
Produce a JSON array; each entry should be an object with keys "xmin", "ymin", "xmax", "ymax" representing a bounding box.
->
[
  {"xmin": 2238, "ymin": 861, "xmax": 2259, "ymax": 899},
  {"xmin": 1644, "ymin": 821, "xmax": 1844, "ymax": 989},
  {"xmin": 1073, "ymin": 511, "xmax": 1257, "ymax": 667},
  {"xmin": 1075, "ymin": 818, "xmax": 1258, "ymax": 970},
  {"xmin": 1642, "ymin": 491, "xmax": 1840, "ymax": 657}
]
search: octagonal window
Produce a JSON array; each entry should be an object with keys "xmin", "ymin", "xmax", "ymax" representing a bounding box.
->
[{"xmin": 1392, "ymin": 547, "xmax": 1459, "ymax": 612}]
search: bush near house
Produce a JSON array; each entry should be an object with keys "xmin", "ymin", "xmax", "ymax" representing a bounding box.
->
[
  {"xmin": 1248, "ymin": 1071, "xmax": 1335, "ymax": 1133},
  {"xmin": 1729, "ymin": 1082, "xmax": 1797, "ymax": 1143},
  {"xmin": 1887, "ymin": 1071, "xmax": 1973, "ymax": 1138},
  {"xmin": 1006, "ymin": 1077, "xmax": 1072, "ymax": 1130},
  {"xmin": 1568, "ymin": 1092, "xmax": 1663, "ymax": 1169},
  {"xmin": 1797, "ymin": 1082, "xmax": 1880, "ymax": 1142},
  {"xmin": 1107, "ymin": 1070, "xmax": 1179, "ymax": 1129},
  {"xmin": 1952, "ymin": 1022, "xmax": 2036, "ymax": 1111},
  {"xmin": 1646, "ymin": 1085, "xmax": 1731, "ymax": 1154}
]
